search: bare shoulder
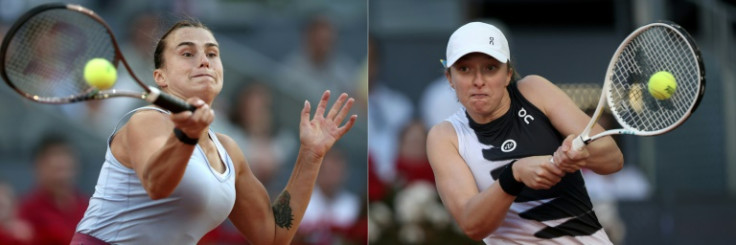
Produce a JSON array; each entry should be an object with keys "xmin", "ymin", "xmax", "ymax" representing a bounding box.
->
[
  {"xmin": 427, "ymin": 121, "xmax": 456, "ymax": 143},
  {"xmin": 127, "ymin": 109, "xmax": 171, "ymax": 130},
  {"xmin": 215, "ymin": 133, "xmax": 239, "ymax": 153},
  {"xmin": 516, "ymin": 75, "xmax": 567, "ymax": 115},
  {"xmin": 122, "ymin": 109, "xmax": 172, "ymax": 142},
  {"xmin": 516, "ymin": 74, "xmax": 557, "ymax": 95},
  {"xmin": 215, "ymin": 132, "xmax": 246, "ymax": 174},
  {"xmin": 427, "ymin": 121, "xmax": 459, "ymax": 159},
  {"xmin": 114, "ymin": 109, "xmax": 171, "ymax": 168}
]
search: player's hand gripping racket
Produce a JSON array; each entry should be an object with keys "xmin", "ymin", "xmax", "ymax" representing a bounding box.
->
[
  {"xmin": 0, "ymin": 3, "xmax": 194, "ymax": 112},
  {"xmin": 568, "ymin": 21, "xmax": 705, "ymax": 153}
]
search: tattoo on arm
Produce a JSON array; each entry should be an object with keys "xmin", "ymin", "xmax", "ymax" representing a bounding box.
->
[{"xmin": 272, "ymin": 191, "xmax": 294, "ymax": 229}]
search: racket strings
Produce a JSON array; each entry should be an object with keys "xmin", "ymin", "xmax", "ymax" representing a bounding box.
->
[
  {"xmin": 3, "ymin": 9, "xmax": 115, "ymax": 102},
  {"xmin": 607, "ymin": 25, "xmax": 701, "ymax": 133}
]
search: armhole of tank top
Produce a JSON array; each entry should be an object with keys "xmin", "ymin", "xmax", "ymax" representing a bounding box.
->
[
  {"xmin": 208, "ymin": 130, "xmax": 232, "ymax": 180},
  {"xmin": 447, "ymin": 114, "xmax": 466, "ymax": 159}
]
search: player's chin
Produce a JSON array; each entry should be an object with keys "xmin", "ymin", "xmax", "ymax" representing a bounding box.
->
[
  {"xmin": 466, "ymin": 100, "xmax": 492, "ymax": 111},
  {"xmin": 190, "ymin": 80, "xmax": 222, "ymax": 95}
]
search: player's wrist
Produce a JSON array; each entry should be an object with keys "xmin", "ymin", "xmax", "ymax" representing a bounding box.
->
[
  {"xmin": 173, "ymin": 128, "xmax": 199, "ymax": 145},
  {"xmin": 499, "ymin": 160, "xmax": 525, "ymax": 196}
]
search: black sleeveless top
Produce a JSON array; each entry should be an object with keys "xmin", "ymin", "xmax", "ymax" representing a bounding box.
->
[{"xmin": 464, "ymin": 82, "xmax": 605, "ymax": 239}]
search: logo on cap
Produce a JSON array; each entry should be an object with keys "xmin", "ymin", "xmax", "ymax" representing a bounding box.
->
[{"xmin": 489, "ymin": 36, "xmax": 494, "ymax": 45}]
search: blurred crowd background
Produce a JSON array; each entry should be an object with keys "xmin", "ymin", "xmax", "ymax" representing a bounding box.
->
[
  {"xmin": 1, "ymin": 0, "xmax": 735, "ymax": 245},
  {"xmin": 368, "ymin": 0, "xmax": 736, "ymax": 244},
  {"xmin": 0, "ymin": 0, "xmax": 366, "ymax": 244}
]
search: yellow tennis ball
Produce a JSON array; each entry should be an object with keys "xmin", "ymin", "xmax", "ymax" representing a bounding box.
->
[
  {"xmin": 84, "ymin": 58, "xmax": 117, "ymax": 90},
  {"xmin": 648, "ymin": 71, "xmax": 677, "ymax": 100}
]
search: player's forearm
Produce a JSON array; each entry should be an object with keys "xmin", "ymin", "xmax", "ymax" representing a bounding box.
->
[
  {"xmin": 271, "ymin": 147, "xmax": 324, "ymax": 244},
  {"xmin": 584, "ymin": 137, "xmax": 623, "ymax": 175},
  {"xmin": 139, "ymin": 135, "xmax": 195, "ymax": 199},
  {"xmin": 457, "ymin": 183, "xmax": 516, "ymax": 240}
]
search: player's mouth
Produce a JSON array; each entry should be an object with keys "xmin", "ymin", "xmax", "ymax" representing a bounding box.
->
[{"xmin": 192, "ymin": 74, "xmax": 215, "ymax": 79}]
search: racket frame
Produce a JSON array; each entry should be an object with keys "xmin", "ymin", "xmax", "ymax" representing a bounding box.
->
[
  {"xmin": 573, "ymin": 21, "xmax": 705, "ymax": 150},
  {"xmin": 0, "ymin": 3, "xmax": 191, "ymax": 112}
]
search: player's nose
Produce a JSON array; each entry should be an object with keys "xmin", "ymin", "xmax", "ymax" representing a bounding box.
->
[{"xmin": 198, "ymin": 53, "xmax": 210, "ymax": 68}]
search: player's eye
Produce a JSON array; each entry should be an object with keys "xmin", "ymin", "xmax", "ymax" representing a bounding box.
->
[
  {"xmin": 182, "ymin": 52, "xmax": 193, "ymax": 57},
  {"xmin": 485, "ymin": 65, "xmax": 497, "ymax": 71},
  {"xmin": 457, "ymin": 66, "xmax": 470, "ymax": 72},
  {"xmin": 207, "ymin": 52, "xmax": 218, "ymax": 58}
]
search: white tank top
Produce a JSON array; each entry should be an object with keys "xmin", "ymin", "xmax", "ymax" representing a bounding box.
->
[
  {"xmin": 76, "ymin": 107, "xmax": 236, "ymax": 244},
  {"xmin": 446, "ymin": 83, "xmax": 612, "ymax": 244}
]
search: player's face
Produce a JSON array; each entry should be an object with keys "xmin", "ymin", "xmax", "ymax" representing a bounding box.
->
[
  {"xmin": 446, "ymin": 53, "xmax": 512, "ymax": 122},
  {"xmin": 155, "ymin": 27, "xmax": 223, "ymax": 103}
]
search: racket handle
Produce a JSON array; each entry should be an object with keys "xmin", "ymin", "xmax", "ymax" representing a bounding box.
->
[
  {"xmin": 572, "ymin": 136, "xmax": 586, "ymax": 151},
  {"xmin": 146, "ymin": 87, "xmax": 195, "ymax": 113}
]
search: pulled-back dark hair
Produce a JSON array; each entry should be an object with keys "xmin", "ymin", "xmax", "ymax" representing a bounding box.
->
[{"xmin": 153, "ymin": 20, "xmax": 211, "ymax": 69}]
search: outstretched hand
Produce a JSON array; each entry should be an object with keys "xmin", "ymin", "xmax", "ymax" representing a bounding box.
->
[{"xmin": 299, "ymin": 90, "xmax": 357, "ymax": 159}]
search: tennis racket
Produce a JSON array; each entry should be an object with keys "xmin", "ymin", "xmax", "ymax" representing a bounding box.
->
[
  {"xmin": 0, "ymin": 3, "xmax": 194, "ymax": 112},
  {"xmin": 570, "ymin": 21, "xmax": 705, "ymax": 151}
]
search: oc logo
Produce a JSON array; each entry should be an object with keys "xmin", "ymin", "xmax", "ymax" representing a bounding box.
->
[{"xmin": 518, "ymin": 107, "xmax": 534, "ymax": 124}]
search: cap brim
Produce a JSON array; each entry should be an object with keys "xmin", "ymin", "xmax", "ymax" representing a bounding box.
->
[{"xmin": 446, "ymin": 45, "xmax": 508, "ymax": 68}]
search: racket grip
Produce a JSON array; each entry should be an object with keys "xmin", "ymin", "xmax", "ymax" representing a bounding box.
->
[
  {"xmin": 572, "ymin": 136, "xmax": 586, "ymax": 151},
  {"xmin": 146, "ymin": 87, "xmax": 195, "ymax": 113}
]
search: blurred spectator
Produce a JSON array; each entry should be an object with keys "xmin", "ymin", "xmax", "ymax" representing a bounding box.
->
[
  {"xmin": 394, "ymin": 119, "xmax": 435, "ymax": 187},
  {"xmin": 0, "ymin": 181, "xmax": 33, "ymax": 245},
  {"xmin": 368, "ymin": 37, "xmax": 413, "ymax": 183},
  {"xmin": 297, "ymin": 148, "xmax": 361, "ymax": 245},
  {"xmin": 222, "ymin": 82, "xmax": 298, "ymax": 197},
  {"xmin": 19, "ymin": 134, "xmax": 88, "ymax": 245},
  {"xmin": 120, "ymin": 11, "xmax": 160, "ymax": 81},
  {"xmin": 281, "ymin": 14, "xmax": 358, "ymax": 98},
  {"xmin": 419, "ymin": 76, "xmax": 462, "ymax": 129},
  {"xmin": 367, "ymin": 156, "xmax": 388, "ymax": 202}
]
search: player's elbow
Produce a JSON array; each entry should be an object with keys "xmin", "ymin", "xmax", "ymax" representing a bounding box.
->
[
  {"xmin": 465, "ymin": 230, "xmax": 488, "ymax": 241},
  {"xmin": 144, "ymin": 183, "xmax": 174, "ymax": 200},
  {"xmin": 462, "ymin": 224, "xmax": 493, "ymax": 241},
  {"xmin": 146, "ymin": 189, "xmax": 172, "ymax": 200},
  {"xmin": 459, "ymin": 219, "xmax": 497, "ymax": 241}
]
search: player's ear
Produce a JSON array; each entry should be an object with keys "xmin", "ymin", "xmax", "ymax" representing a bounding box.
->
[
  {"xmin": 505, "ymin": 64, "xmax": 513, "ymax": 86},
  {"xmin": 153, "ymin": 69, "xmax": 167, "ymax": 88},
  {"xmin": 445, "ymin": 69, "xmax": 454, "ymax": 89}
]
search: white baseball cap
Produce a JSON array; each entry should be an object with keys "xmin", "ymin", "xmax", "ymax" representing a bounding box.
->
[{"xmin": 445, "ymin": 22, "xmax": 510, "ymax": 68}]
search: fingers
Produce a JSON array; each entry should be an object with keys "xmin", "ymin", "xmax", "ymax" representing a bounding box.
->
[
  {"xmin": 301, "ymin": 100, "xmax": 311, "ymax": 125},
  {"xmin": 314, "ymin": 90, "xmax": 331, "ymax": 119},
  {"xmin": 334, "ymin": 97, "xmax": 355, "ymax": 123},
  {"xmin": 171, "ymin": 98, "xmax": 204, "ymax": 121},
  {"xmin": 542, "ymin": 160, "xmax": 565, "ymax": 177},
  {"xmin": 338, "ymin": 115, "xmax": 358, "ymax": 137},
  {"xmin": 190, "ymin": 104, "xmax": 214, "ymax": 125},
  {"xmin": 169, "ymin": 97, "xmax": 214, "ymax": 137},
  {"xmin": 552, "ymin": 134, "xmax": 590, "ymax": 173},
  {"xmin": 304, "ymin": 91, "xmax": 356, "ymax": 130},
  {"xmin": 326, "ymin": 93, "xmax": 348, "ymax": 121}
]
